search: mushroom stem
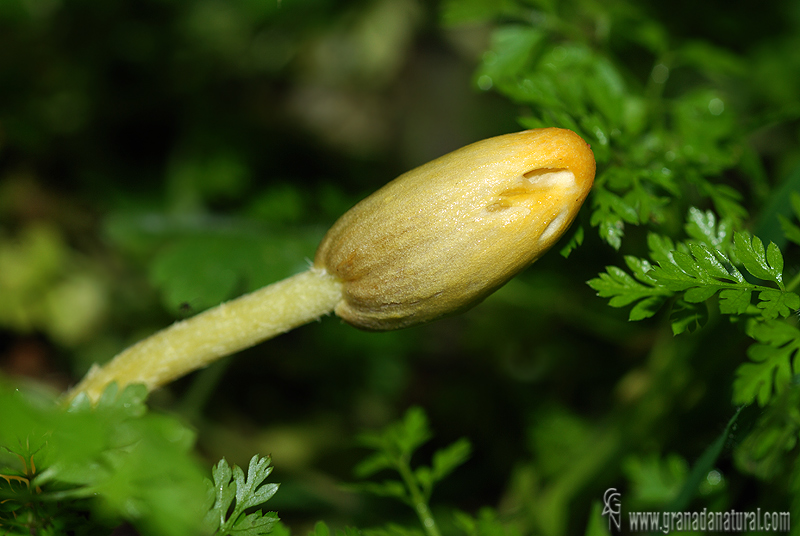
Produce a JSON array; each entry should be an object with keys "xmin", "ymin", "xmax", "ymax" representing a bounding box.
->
[
  {"xmin": 67, "ymin": 268, "xmax": 343, "ymax": 403},
  {"xmin": 67, "ymin": 128, "xmax": 595, "ymax": 404}
]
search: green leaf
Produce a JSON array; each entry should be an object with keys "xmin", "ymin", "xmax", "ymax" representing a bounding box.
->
[
  {"xmin": 590, "ymin": 188, "xmax": 640, "ymax": 249},
  {"xmin": 688, "ymin": 243, "xmax": 735, "ymax": 282},
  {"xmin": 776, "ymin": 190, "xmax": 800, "ymax": 246},
  {"xmin": 479, "ymin": 26, "xmax": 544, "ymax": 86},
  {"xmin": 394, "ymin": 408, "xmax": 433, "ymax": 458},
  {"xmin": 149, "ymin": 232, "xmax": 315, "ymax": 315},
  {"xmin": 559, "ymin": 225, "xmax": 584, "ymax": 258},
  {"xmin": 86, "ymin": 381, "xmax": 149, "ymax": 419},
  {"xmin": 623, "ymin": 453, "xmax": 688, "ymax": 506},
  {"xmin": 756, "ymin": 290, "xmax": 800, "ymax": 320},
  {"xmin": 414, "ymin": 466, "xmax": 433, "ymax": 497},
  {"xmin": 734, "ymin": 389, "xmax": 800, "ymax": 480},
  {"xmin": 684, "ymin": 207, "xmax": 733, "ymax": 250},
  {"xmin": 311, "ymin": 521, "xmax": 331, "ymax": 536},
  {"xmin": 778, "ymin": 214, "xmax": 800, "ymax": 246},
  {"xmin": 587, "ymin": 264, "xmax": 671, "ymax": 320},
  {"xmin": 733, "ymin": 232, "xmax": 785, "ymax": 289},
  {"xmin": 431, "ymin": 438, "xmax": 471, "ymax": 482},
  {"xmin": 106, "ymin": 212, "xmax": 321, "ymax": 315},
  {"xmin": 670, "ymin": 300, "xmax": 708, "ymax": 335},
  {"xmin": 621, "ymin": 180, "xmax": 671, "ymax": 225},
  {"xmin": 677, "ymin": 41, "xmax": 747, "ymax": 77},
  {"xmin": 228, "ymin": 512, "xmax": 280, "ymax": 536},
  {"xmin": 528, "ymin": 407, "xmax": 595, "ymax": 478},
  {"xmin": 705, "ymin": 182, "xmax": 748, "ymax": 228},
  {"xmin": 357, "ymin": 407, "xmax": 432, "ymax": 468},
  {"xmin": 236, "ymin": 456, "xmax": 279, "ymax": 512},
  {"xmin": 207, "ymin": 459, "xmax": 236, "ymax": 533},
  {"xmin": 586, "ymin": 58, "xmax": 627, "ymax": 128},
  {"xmin": 624, "ymin": 255, "xmax": 656, "ymax": 282},
  {"xmin": 590, "ymin": 225, "xmax": 795, "ymax": 329},
  {"xmin": 352, "ymin": 407, "xmax": 468, "ymax": 535},
  {"xmin": 350, "ymin": 480, "xmax": 408, "ymax": 501},
  {"xmin": 629, "ymin": 296, "xmax": 667, "ymax": 321},
  {"xmin": 455, "ymin": 507, "xmax": 523, "ymax": 536},
  {"xmin": 733, "ymin": 320, "xmax": 800, "ymax": 406},
  {"xmin": 791, "ymin": 191, "xmax": 800, "ymax": 221},
  {"xmin": 1, "ymin": 382, "xmax": 208, "ymax": 536},
  {"xmin": 362, "ymin": 524, "xmax": 425, "ymax": 536},
  {"xmin": 673, "ymin": 90, "xmax": 739, "ymax": 171},
  {"xmin": 206, "ymin": 455, "xmax": 280, "ymax": 536},
  {"xmin": 646, "ymin": 234, "xmax": 678, "ymax": 267},
  {"xmin": 337, "ymin": 526, "xmax": 362, "ymax": 536},
  {"xmin": 589, "ymin": 266, "xmax": 646, "ymax": 307},
  {"xmin": 718, "ymin": 288, "xmax": 752, "ymax": 315},
  {"xmin": 354, "ymin": 452, "xmax": 395, "ymax": 479},
  {"xmin": 683, "ymin": 285, "xmax": 718, "ymax": 303},
  {"xmin": 584, "ymin": 502, "xmax": 612, "ymax": 536},
  {"xmin": 647, "ymin": 242, "xmax": 741, "ymax": 292}
]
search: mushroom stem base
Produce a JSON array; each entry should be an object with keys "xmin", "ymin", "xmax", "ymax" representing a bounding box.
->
[{"xmin": 68, "ymin": 268, "xmax": 343, "ymax": 403}]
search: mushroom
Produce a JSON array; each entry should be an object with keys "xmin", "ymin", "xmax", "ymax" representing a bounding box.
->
[{"xmin": 69, "ymin": 128, "xmax": 595, "ymax": 402}]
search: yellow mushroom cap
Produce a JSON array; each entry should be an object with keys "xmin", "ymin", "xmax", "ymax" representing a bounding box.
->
[{"xmin": 314, "ymin": 127, "xmax": 596, "ymax": 330}]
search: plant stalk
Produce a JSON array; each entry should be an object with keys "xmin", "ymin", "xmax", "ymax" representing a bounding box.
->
[
  {"xmin": 397, "ymin": 458, "xmax": 441, "ymax": 536},
  {"xmin": 67, "ymin": 268, "xmax": 343, "ymax": 403}
]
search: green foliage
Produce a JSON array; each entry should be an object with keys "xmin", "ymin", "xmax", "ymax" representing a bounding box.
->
[
  {"xmin": 453, "ymin": 508, "xmax": 523, "ymax": 536},
  {"xmin": 0, "ymin": 381, "xmax": 208, "ymax": 535},
  {"xmin": 106, "ymin": 213, "xmax": 322, "ymax": 315},
  {"xmin": 558, "ymin": 225, "xmax": 584, "ymax": 258},
  {"xmin": 205, "ymin": 455, "xmax": 280, "ymax": 536},
  {"xmin": 0, "ymin": 380, "xmax": 281, "ymax": 536},
  {"xmin": 588, "ymin": 206, "xmax": 800, "ymax": 407},
  {"xmin": 308, "ymin": 521, "xmax": 364, "ymax": 536},
  {"xmin": 582, "ymin": 502, "xmax": 611, "ymax": 536},
  {"xmin": 778, "ymin": 192, "xmax": 800, "ymax": 246},
  {"xmin": 457, "ymin": 0, "xmax": 752, "ymax": 249},
  {"xmin": 588, "ymin": 206, "xmax": 800, "ymax": 406},
  {"xmin": 588, "ymin": 208, "xmax": 798, "ymax": 325},
  {"xmin": 733, "ymin": 320, "xmax": 800, "ymax": 407},
  {"xmin": 622, "ymin": 453, "xmax": 688, "ymax": 507},
  {"xmin": 734, "ymin": 387, "xmax": 800, "ymax": 480},
  {"xmin": 443, "ymin": 0, "xmax": 800, "ymax": 528},
  {"xmin": 354, "ymin": 407, "xmax": 471, "ymax": 536}
]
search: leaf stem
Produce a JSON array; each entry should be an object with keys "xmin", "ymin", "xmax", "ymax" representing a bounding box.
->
[
  {"xmin": 67, "ymin": 268, "xmax": 343, "ymax": 403},
  {"xmin": 396, "ymin": 457, "xmax": 441, "ymax": 536}
]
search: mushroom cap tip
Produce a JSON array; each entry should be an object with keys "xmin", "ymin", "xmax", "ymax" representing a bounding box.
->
[{"xmin": 315, "ymin": 128, "xmax": 596, "ymax": 330}]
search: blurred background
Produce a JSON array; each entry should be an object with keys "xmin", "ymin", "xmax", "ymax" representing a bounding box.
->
[{"xmin": 2, "ymin": 0, "xmax": 800, "ymax": 534}]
